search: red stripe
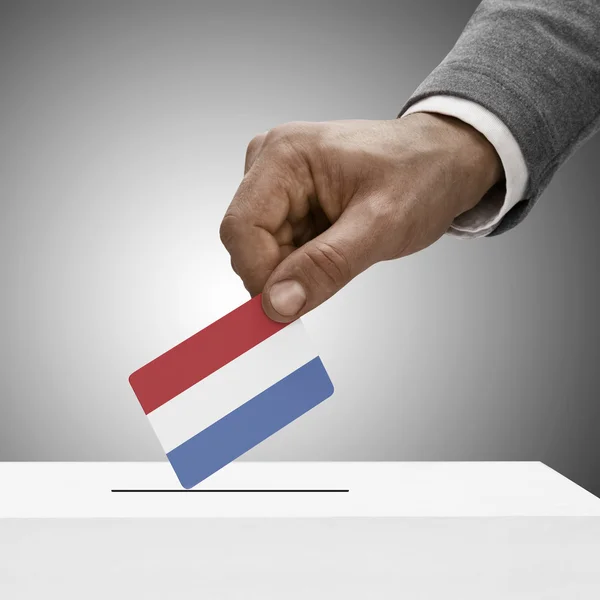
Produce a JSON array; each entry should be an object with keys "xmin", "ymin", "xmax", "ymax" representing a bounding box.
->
[{"xmin": 129, "ymin": 295, "xmax": 288, "ymax": 414}]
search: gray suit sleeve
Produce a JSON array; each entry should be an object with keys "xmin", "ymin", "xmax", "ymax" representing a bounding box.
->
[{"xmin": 399, "ymin": 0, "xmax": 600, "ymax": 235}]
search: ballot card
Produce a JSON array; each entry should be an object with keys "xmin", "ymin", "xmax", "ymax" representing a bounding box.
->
[{"xmin": 129, "ymin": 295, "xmax": 334, "ymax": 489}]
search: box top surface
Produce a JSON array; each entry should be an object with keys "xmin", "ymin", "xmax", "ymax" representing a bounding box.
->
[{"xmin": 1, "ymin": 461, "xmax": 599, "ymax": 518}]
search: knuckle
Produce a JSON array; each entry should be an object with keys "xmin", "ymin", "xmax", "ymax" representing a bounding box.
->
[
  {"xmin": 262, "ymin": 123, "xmax": 315, "ymax": 179},
  {"xmin": 264, "ymin": 121, "xmax": 311, "ymax": 152},
  {"xmin": 264, "ymin": 125, "xmax": 286, "ymax": 146},
  {"xmin": 266, "ymin": 121, "xmax": 298, "ymax": 141},
  {"xmin": 219, "ymin": 213, "xmax": 241, "ymax": 249},
  {"xmin": 245, "ymin": 133, "xmax": 266, "ymax": 164}
]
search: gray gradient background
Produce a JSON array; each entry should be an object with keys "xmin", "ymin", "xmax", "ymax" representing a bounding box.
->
[{"xmin": 1, "ymin": 0, "xmax": 599, "ymax": 495}]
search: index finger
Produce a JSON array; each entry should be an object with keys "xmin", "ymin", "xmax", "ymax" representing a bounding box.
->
[{"xmin": 219, "ymin": 164, "xmax": 292, "ymax": 295}]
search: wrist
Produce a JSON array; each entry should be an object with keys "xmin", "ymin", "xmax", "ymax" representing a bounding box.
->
[{"xmin": 402, "ymin": 112, "xmax": 504, "ymax": 217}]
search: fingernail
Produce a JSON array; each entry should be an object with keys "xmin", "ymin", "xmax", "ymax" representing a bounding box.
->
[{"xmin": 269, "ymin": 280, "xmax": 307, "ymax": 317}]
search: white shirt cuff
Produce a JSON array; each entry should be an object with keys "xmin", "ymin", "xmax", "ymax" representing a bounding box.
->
[{"xmin": 402, "ymin": 96, "xmax": 529, "ymax": 238}]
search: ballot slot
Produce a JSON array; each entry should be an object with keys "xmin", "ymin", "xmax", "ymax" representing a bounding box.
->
[{"xmin": 110, "ymin": 488, "xmax": 350, "ymax": 493}]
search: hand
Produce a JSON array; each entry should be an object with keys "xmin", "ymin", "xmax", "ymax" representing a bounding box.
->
[{"xmin": 220, "ymin": 114, "xmax": 502, "ymax": 322}]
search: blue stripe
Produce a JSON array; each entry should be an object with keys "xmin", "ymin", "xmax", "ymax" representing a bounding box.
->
[{"xmin": 167, "ymin": 357, "xmax": 334, "ymax": 489}]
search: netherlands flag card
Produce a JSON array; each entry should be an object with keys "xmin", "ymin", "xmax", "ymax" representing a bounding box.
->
[{"xmin": 129, "ymin": 295, "xmax": 334, "ymax": 489}]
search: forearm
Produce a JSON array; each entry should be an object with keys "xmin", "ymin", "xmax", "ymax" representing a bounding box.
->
[{"xmin": 400, "ymin": 0, "xmax": 600, "ymax": 235}]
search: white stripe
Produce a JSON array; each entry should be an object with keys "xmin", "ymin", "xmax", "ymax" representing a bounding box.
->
[{"xmin": 147, "ymin": 319, "xmax": 317, "ymax": 453}]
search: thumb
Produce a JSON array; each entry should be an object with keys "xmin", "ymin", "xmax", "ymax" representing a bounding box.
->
[{"xmin": 262, "ymin": 202, "xmax": 385, "ymax": 322}]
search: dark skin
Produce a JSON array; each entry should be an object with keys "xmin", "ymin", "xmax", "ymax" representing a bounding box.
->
[{"xmin": 220, "ymin": 113, "xmax": 503, "ymax": 322}]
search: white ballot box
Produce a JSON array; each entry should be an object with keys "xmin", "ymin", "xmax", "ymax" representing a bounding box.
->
[{"xmin": 1, "ymin": 462, "xmax": 599, "ymax": 598}]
